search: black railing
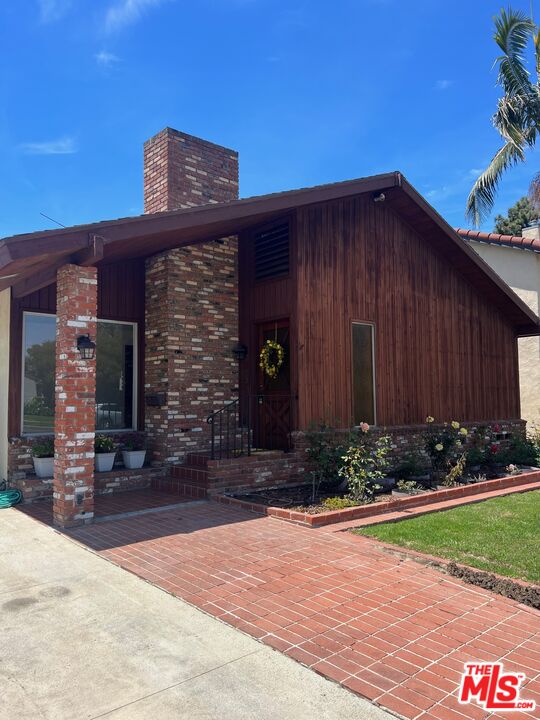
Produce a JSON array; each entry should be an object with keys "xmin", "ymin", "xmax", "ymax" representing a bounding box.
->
[{"xmin": 207, "ymin": 399, "xmax": 252, "ymax": 460}]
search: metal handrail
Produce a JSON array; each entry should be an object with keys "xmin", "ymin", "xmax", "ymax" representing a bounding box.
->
[{"xmin": 207, "ymin": 399, "xmax": 251, "ymax": 460}]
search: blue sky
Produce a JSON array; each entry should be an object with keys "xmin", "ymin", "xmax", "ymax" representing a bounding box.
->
[{"xmin": 1, "ymin": 0, "xmax": 539, "ymax": 237}]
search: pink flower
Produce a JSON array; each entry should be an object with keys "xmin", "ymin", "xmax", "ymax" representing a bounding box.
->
[
  {"xmin": 359, "ymin": 422, "xmax": 370, "ymax": 434},
  {"xmin": 493, "ymin": 424, "xmax": 502, "ymax": 433}
]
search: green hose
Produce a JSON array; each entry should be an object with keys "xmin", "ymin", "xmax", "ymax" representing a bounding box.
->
[{"xmin": 0, "ymin": 489, "xmax": 23, "ymax": 509}]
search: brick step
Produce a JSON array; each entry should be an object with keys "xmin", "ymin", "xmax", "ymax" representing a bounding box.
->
[
  {"xmin": 151, "ymin": 475, "xmax": 208, "ymax": 500},
  {"xmin": 171, "ymin": 464, "xmax": 211, "ymax": 487}
]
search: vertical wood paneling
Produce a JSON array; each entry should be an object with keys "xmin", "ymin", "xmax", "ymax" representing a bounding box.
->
[{"xmin": 296, "ymin": 195, "xmax": 521, "ymax": 429}]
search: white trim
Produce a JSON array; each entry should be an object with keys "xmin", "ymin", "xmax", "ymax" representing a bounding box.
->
[
  {"xmin": 351, "ymin": 321, "xmax": 377, "ymax": 427},
  {"xmin": 21, "ymin": 312, "xmax": 138, "ymax": 435}
]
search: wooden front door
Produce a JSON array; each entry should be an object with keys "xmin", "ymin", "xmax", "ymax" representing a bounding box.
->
[{"xmin": 254, "ymin": 320, "xmax": 291, "ymax": 450}]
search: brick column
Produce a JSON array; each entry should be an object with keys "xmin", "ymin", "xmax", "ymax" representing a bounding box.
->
[{"xmin": 53, "ymin": 264, "xmax": 97, "ymax": 528}]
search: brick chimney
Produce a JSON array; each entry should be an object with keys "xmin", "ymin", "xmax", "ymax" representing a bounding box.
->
[
  {"xmin": 143, "ymin": 127, "xmax": 239, "ymax": 213},
  {"xmin": 522, "ymin": 220, "xmax": 540, "ymax": 241}
]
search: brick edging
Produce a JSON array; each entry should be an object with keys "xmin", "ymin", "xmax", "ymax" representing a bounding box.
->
[{"xmin": 212, "ymin": 470, "xmax": 540, "ymax": 527}]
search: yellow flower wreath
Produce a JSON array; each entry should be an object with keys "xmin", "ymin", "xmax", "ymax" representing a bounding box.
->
[{"xmin": 259, "ymin": 339, "xmax": 285, "ymax": 379}]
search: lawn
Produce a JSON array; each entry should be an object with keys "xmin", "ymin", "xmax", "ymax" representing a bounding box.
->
[{"xmin": 356, "ymin": 490, "xmax": 540, "ymax": 584}]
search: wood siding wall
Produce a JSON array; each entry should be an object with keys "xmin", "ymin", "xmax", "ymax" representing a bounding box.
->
[
  {"xmin": 238, "ymin": 217, "xmax": 298, "ymax": 422},
  {"xmin": 295, "ymin": 196, "xmax": 521, "ymax": 429},
  {"xmin": 9, "ymin": 259, "xmax": 145, "ymax": 435}
]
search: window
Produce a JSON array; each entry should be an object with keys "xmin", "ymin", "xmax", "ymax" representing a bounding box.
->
[
  {"xmin": 351, "ymin": 322, "xmax": 376, "ymax": 426},
  {"xmin": 254, "ymin": 222, "xmax": 289, "ymax": 281},
  {"xmin": 22, "ymin": 313, "xmax": 137, "ymax": 434}
]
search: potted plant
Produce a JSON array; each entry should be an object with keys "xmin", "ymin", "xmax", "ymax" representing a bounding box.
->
[
  {"xmin": 122, "ymin": 437, "xmax": 146, "ymax": 469},
  {"xmin": 31, "ymin": 439, "xmax": 54, "ymax": 479},
  {"xmin": 94, "ymin": 435, "xmax": 116, "ymax": 472}
]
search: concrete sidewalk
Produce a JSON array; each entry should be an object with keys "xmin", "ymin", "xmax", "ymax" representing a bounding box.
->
[{"xmin": 0, "ymin": 509, "xmax": 390, "ymax": 720}]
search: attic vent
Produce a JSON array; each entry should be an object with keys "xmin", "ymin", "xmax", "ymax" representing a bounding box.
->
[{"xmin": 254, "ymin": 222, "xmax": 289, "ymax": 281}]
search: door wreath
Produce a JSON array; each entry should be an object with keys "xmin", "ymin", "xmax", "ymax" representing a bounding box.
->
[{"xmin": 259, "ymin": 339, "xmax": 285, "ymax": 379}]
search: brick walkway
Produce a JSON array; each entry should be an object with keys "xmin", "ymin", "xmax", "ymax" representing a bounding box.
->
[
  {"xmin": 68, "ymin": 502, "xmax": 539, "ymax": 720},
  {"xmin": 18, "ymin": 489, "xmax": 196, "ymax": 524}
]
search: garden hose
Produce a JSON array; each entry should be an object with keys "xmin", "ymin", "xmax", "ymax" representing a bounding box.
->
[{"xmin": 0, "ymin": 488, "xmax": 23, "ymax": 509}]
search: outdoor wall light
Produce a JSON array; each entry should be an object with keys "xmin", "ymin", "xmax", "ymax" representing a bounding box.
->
[
  {"xmin": 373, "ymin": 192, "xmax": 386, "ymax": 203},
  {"xmin": 77, "ymin": 334, "xmax": 96, "ymax": 361},
  {"xmin": 232, "ymin": 343, "xmax": 248, "ymax": 361}
]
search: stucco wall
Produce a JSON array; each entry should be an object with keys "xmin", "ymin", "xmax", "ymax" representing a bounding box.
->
[
  {"xmin": 0, "ymin": 289, "xmax": 9, "ymax": 482},
  {"xmin": 470, "ymin": 242, "xmax": 540, "ymax": 427}
]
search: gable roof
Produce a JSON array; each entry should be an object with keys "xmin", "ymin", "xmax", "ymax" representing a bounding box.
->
[
  {"xmin": 456, "ymin": 227, "xmax": 540, "ymax": 253},
  {"xmin": 0, "ymin": 172, "xmax": 538, "ymax": 336}
]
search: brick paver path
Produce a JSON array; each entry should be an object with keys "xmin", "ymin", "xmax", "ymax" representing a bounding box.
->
[{"xmin": 69, "ymin": 502, "xmax": 540, "ymax": 720}]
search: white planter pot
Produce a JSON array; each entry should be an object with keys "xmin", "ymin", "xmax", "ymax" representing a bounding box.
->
[
  {"xmin": 122, "ymin": 450, "xmax": 146, "ymax": 469},
  {"xmin": 33, "ymin": 456, "xmax": 54, "ymax": 479},
  {"xmin": 95, "ymin": 452, "xmax": 116, "ymax": 472}
]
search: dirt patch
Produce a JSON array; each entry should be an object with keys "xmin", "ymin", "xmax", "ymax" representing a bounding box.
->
[
  {"xmin": 446, "ymin": 562, "xmax": 540, "ymax": 609},
  {"xmin": 229, "ymin": 483, "xmax": 393, "ymax": 514}
]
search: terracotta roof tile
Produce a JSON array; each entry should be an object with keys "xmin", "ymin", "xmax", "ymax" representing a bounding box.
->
[{"xmin": 455, "ymin": 227, "xmax": 540, "ymax": 253}]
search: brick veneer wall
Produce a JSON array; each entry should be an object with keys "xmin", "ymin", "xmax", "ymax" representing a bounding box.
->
[
  {"xmin": 144, "ymin": 128, "xmax": 239, "ymax": 213},
  {"xmin": 145, "ymin": 240, "xmax": 239, "ymax": 464},
  {"xmin": 53, "ymin": 265, "xmax": 97, "ymax": 527},
  {"xmin": 144, "ymin": 127, "xmax": 240, "ymax": 466}
]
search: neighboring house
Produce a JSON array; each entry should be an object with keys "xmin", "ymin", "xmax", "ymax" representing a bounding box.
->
[
  {"xmin": 457, "ymin": 226, "xmax": 540, "ymax": 427},
  {"xmin": 0, "ymin": 127, "xmax": 538, "ymax": 527}
]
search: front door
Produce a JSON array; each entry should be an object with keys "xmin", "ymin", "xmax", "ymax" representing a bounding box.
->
[{"xmin": 254, "ymin": 320, "xmax": 291, "ymax": 450}]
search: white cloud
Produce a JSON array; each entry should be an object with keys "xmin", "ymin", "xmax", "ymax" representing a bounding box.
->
[
  {"xmin": 104, "ymin": 0, "xmax": 166, "ymax": 32},
  {"xmin": 20, "ymin": 137, "xmax": 78, "ymax": 155},
  {"xmin": 95, "ymin": 50, "xmax": 121, "ymax": 67},
  {"xmin": 38, "ymin": 0, "xmax": 71, "ymax": 23},
  {"xmin": 435, "ymin": 79, "xmax": 453, "ymax": 91}
]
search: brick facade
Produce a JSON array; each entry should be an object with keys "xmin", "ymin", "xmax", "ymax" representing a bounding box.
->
[
  {"xmin": 53, "ymin": 264, "xmax": 97, "ymax": 527},
  {"xmin": 144, "ymin": 241, "xmax": 239, "ymax": 464},
  {"xmin": 144, "ymin": 127, "xmax": 240, "ymax": 466},
  {"xmin": 143, "ymin": 128, "xmax": 239, "ymax": 213}
]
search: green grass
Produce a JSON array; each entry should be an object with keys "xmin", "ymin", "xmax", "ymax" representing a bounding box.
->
[{"xmin": 355, "ymin": 491, "xmax": 540, "ymax": 584}]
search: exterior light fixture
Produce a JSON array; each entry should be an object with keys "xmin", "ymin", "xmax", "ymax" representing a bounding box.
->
[
  {"xmin": 77, "ymin": 334, "xmax": 96, "ymax": 361},
  {"xmin": 232, "ymin": 343, "xmax": 248, "ymax": 361},
  {"xmin": 373, "ymin": 192, "xmax": 386, "ymax": 203}
]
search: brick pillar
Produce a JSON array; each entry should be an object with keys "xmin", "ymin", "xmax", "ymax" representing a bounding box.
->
[{"xmin": 53, "ymin": 264, "xmax": 97, "ymax": 528}]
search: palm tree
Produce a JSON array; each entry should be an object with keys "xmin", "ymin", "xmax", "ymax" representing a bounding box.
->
[{"xmin": 466, "ymin": 8, "xmax": 540, "ymax": 226}]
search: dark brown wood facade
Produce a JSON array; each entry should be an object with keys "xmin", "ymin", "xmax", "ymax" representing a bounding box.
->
[
  {"xmin": 239, "ymin": 195, "xmax": 521, "ymax": 431},
  {"xmin": 8, "ymin": 259, "xmax": 145, "ymax": 435}
]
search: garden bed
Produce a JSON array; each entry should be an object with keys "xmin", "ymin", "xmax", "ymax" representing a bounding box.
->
[{"xmin": 213, "ymin": 469, "xmax": 540, "ymax": 527}]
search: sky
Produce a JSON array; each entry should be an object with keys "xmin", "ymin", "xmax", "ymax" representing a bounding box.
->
[{"xmin": 1, "ymin": 0, "xmax": 539, "ymax": 238}]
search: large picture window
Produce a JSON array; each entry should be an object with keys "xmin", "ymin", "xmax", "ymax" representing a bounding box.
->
[
  {"xmin": 351, "ymin": 322, "xmax": 376, "ymax": 426},
  {"xmin": 22, "ymin": 313, "xmax": 137, "ymax": 434}
]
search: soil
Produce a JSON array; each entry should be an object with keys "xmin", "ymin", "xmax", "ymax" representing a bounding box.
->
[
  {"xmin": 229, "ymin": 483, "xmax": 393, "ymax": 514},
  {"xmin": 447, "ymin": 562, "xmax": 540, "ymax": 610}
]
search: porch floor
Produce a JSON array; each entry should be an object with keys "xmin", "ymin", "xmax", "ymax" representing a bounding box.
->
[{"xmin": 17, "ymin": 488, "xmax": 200, "ymax": 525}]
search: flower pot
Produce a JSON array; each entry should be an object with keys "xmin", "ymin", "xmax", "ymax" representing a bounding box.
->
[
  {"xmin": 95, "ymin": 452, "xmax": 116, "ymax": 472},
  {"xmin": 122, "ymin": 450, "xmax": 146, "ymax": 469},
  {"xmin": 33, "ymin": 456, "xmax": 54, "ymax": 479}
]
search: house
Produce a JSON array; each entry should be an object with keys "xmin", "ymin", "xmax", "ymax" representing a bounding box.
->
[
  {"xmin": 0, "ymin": 127, "xmax": 538, "ymax": 528},
  {"xmin": 456, "ymin": 226, "xmax": 540, "ymax": 427}
]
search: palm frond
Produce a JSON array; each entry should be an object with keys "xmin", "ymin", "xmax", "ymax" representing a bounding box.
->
[
  {"xmin": 494, "ymin": 8, "xmax": 535, "ymax": 96},
  {"xmin": 529, "ymin": 171, "xmax": 540, "ymax": 212},
  {"xmin": 466, "ymin": 141, "xmax": 525, "ymax": 226}
]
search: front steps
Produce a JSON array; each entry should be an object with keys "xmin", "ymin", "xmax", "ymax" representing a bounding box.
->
[{"xmin": 152, "ymin": 449, "xmax": 306, "ymax": 498}]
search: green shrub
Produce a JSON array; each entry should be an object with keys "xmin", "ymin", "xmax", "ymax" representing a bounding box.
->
[
  {"xmin": 339, "ymin": 434, "xmax": 390, "ymax": 504},
  {"xmin": 499, "ymin": 434, "xmax": 537, "ymax": 466},
  {"xmin": 395, "ymin": 453, "xmax": 426, "ymax": 479},
  {"xmin": 95, "ymin": 435, "xmax": 115, "ymax": 454},
  {"xmin": 321, "ymin": 496, "xmax": 359, "ymax": 510},
  {"xmin": 395, "ymin": 479, "xmax": 423, "ymax": 494},
  {"xmin": 304, "ymin": 423, "xmax": 350, "ymax": 491},
  {"xmin": 31, "ymin": 438, "xmax": 54, "ymax": 458}
]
